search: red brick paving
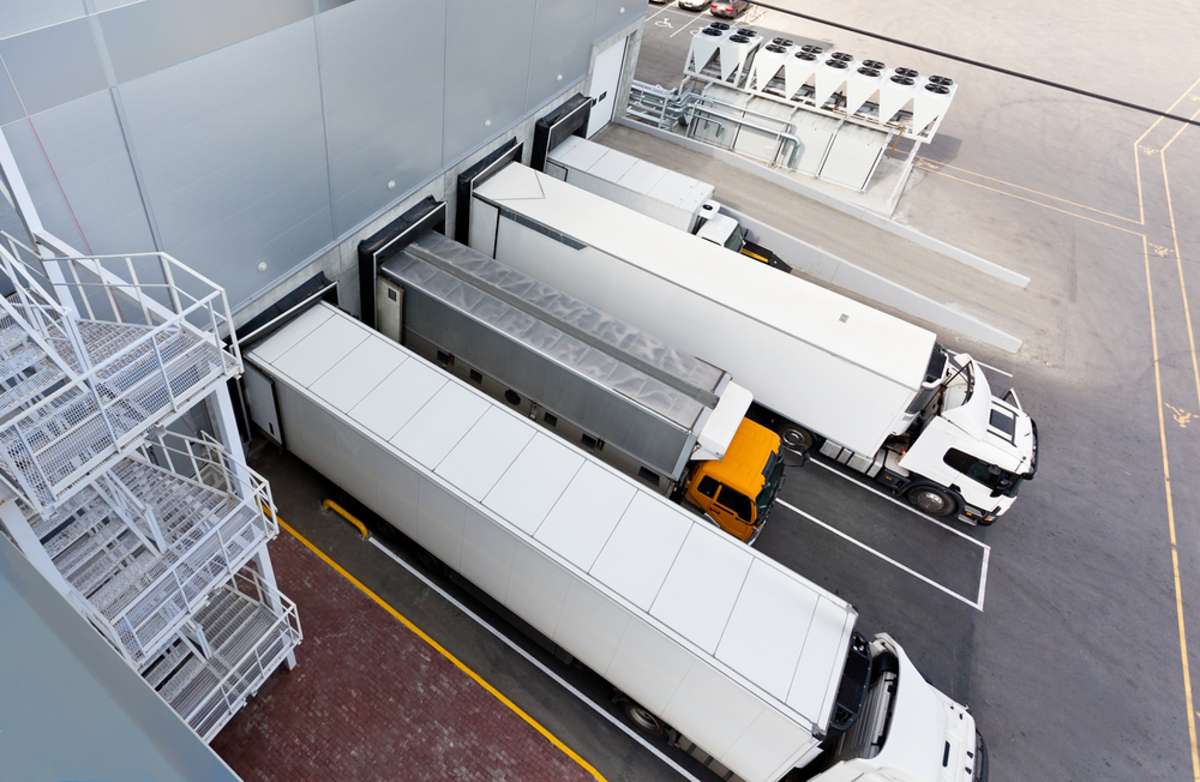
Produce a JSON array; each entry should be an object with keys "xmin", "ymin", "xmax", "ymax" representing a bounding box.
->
[{"xmin": 211, "ymin": 532, "xmax": 593, "ymax": 782}]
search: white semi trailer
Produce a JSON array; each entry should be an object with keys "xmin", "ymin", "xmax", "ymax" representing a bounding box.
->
[
  {"xmin": 544, "ymin": 135, "xmax": 792, "ymax": 272},
  {"xmin": 468, "ymin": 162, "xmax": 1038, "ymax": 526},
  {"xmin": 245, "ymin": 302, "xmax": 986, "ymax": 782}
]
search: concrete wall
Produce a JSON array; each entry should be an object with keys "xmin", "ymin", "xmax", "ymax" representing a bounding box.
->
[
  {"xmin": 0, "ymin": 0, "xmax": 646, "ymax": 315},
  {"xmin": 0, "ymin": 533, "xmax": 239, "ymax": 781}
]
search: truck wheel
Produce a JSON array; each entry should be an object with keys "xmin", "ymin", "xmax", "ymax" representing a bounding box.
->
[
  {"xmin": 622, "ymin": 700, "xmax": 665, "ymax": 737},
  {"xmin": 780, "ymin": 425, "xmax": 817, "ymax": 453},
  {"xmin": 904, "ymin": 484, "xmax": 958, "ymax": 518}
]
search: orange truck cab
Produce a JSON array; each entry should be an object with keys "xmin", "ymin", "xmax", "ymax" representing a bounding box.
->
[{"xmin": 684, "ymin": 418, "xmax": 786, "ymax": 543}]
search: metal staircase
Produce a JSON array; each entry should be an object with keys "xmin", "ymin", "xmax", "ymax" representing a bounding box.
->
[
  {"xmin": 0, "ymin": 231, "xmax": 299, "ymax": 742},
  {"xmin": 143, "ymin": 566, "xmax": 301, "ymax": 741},
  {"xmin": 0, "ymin": 234, "xmax": 240, "ymax": 514}
]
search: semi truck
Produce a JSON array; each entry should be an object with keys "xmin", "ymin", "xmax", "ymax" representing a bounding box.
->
[
  {"xmin": 544, "ymin": 135, "xmax": 792, "ymax": 272},
  {"xmin": 245, "ymin": 302, "xmax": 987, "ymax": 782},
  {"xmin": 373, "ymin": 228, "xmax": 784, "ymax": 543},
  {"xmin": 467, "ymin": 162, "xmax": 1038, "ymax": 525}
]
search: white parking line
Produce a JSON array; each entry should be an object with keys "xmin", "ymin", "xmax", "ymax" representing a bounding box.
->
[
  {"xmin": 645, "ymin": 2, "xmax": 677, "ymax": 23},
  {"xmin": 777, "ymin": 500, "xmax": 986, "ymax": 611},
  {"xmin": 669, "ymin": 12, "xmax": 707, "ymax": 38},
  {"xmin": 976, "ymin": 359, "xmax": 1014, "ymax": 379},
  {"xmin": 809, "ymin": 458, "xmax": 989, "ymax": 548},
  {"xmin": 367, "ymin": 536, "xmax": 702, "ymax": 782}
]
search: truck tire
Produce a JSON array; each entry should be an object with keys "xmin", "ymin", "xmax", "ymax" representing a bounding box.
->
[
  {"xmin": 622, "ymin": 700, "xmax": 666, "ymax": 737},
  {"xmin": 904, "ymin": 483, "xmax": 959, "ymax": 518},
  {"xmin": 780, "ymin": 425, "xmax": 819, "ymax": 453}
]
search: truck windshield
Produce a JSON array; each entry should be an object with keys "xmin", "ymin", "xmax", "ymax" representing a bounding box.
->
[{"xmin": 943, "ymin": 448, "xmax": 1023, "ymax": 497}]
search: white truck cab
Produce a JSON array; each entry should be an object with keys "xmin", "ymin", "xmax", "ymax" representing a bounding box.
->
[
  {"xmin": 894, "ymin": 351, "xmax": 1037, "ymax": 524},
  {"xmin": 817, "ymin": 635, "xmax": 987, "ymax": 782}
]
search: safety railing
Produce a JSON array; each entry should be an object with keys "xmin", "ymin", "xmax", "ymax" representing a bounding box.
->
[
  {"xmin": 98, "ymin": 433, "xmax": 277, "ymax": 665},
  {"xmin": 0, "ymin": 232, "xmax": 242, "ymax": 514},
  {"xmin": 180, "ymin": 566, "xmax": 301, "ymax": 741}
]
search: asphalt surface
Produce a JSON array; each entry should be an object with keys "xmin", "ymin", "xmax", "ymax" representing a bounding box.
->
[
  {"xmin": 631, "ymin": 2, "xmax": 1200, "ymax": 781},
  {"xmin": 234, "ymin": 4, "xmax": 1200, "ymax": 781}
]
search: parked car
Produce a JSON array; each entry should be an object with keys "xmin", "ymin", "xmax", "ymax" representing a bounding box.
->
[
  {"xmin": 677, "ymin": 0, "xmax": 712, "ymax": 10},
  {"xmin": 710, "ymin": 0, "xmax": 752, "ymax": 17}
]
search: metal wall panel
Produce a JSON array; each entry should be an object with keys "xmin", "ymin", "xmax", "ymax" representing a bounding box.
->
[
  {"xmin": 98, "ymin": 0, "xmax": 313, "ymax": 84},
  {"xmin": 2, "ymin": 119, "xmax": 87, "ymax": 251},
  {"xmin": 527, "ymin": 0, "xmax": 596, "ymax": 111},
  {"xmin": 9, "ymin": 91, "xmax": 153, "ymax": 254},
  {"xmin": 0, "ymin": 18, "xmax": 107, "ymax": 115},
  {"xmin": 595, "ymin": 0, "xmax": 642, "ymax": 40},
  {"xmin": 0, "ymin": 0, "xmax": 86, "ymax": 41},
  {"xmin": 442, "ymin": 0, "xmax": 536, "ymax": 165},
  {"xmin": 0, "ymin": 65, "xmax": 24, "ymax": 126},
  {"xmin": 117, "ymin": 18, "xmax": 332, "ymax": 307},
  {"xmin": 316, "ymin": 0, "xmax": 445, "ymax": 236}
]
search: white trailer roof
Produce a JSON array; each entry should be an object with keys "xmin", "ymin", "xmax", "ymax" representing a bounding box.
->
[
  {"xmin": 549, "ymin": 136, "xmax": 715, "ymax": 217},
  {"xmin": 476, "ymin": 162, "xmax": 937, "ymax": 390},
  {"xmin": 248, "ymin": 303, "xmax": 857, "ymax": 732}
]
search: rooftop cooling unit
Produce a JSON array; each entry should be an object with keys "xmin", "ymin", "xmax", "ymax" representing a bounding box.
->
[
  {"xmin": 845, "ymin": 59, "xmax": 885, "ymax": 116},
  {"xmin": 685, "ymin": 23, "xmax": 764, "ymax": 87},
  {"xmin": 911, "ymin": 74, "xmax": 957, "ymax": 138},
  {"xmin": 813, "ymin": 51, "xmax": 854, "ymax": 107},
  {"xmin": 749, "ymin": 37, "xmax": 798, "ymax": 95},
  {"xmin": 878, "ymin": 66, "xmax": 920, "ymax": 128},
  {"xmin": 783, "ymin": 45, "xmax": 824, "ymax": 102}
]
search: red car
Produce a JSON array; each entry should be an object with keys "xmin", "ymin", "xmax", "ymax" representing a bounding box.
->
[{"xmin": 709, "ymin": 0, "xmax": 752, "ymax": 17}]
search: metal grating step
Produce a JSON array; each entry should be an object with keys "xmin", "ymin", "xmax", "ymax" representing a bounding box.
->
[
  {"xmin": 64, "ymin": 526, "xmax": 146, "ymax": 595},
  {"xmin": 44, "ymin": 501, "xmax": 118, "ymax": 559},
  {"xmin": 30, "ymin": 483, "xmax": 101, "ymax": 539},
  {"xmin": 84, "ymin": 543, "xmax": 159, "ymax": 610},
  {"xmin": 0, "ymin": 356, "xmax": 68, "ymax": 422},
  {"xmin": 205, "ymin": 598, "xmax": 258, "ymax": 651},
  {"xmin": 193, "ymin": 588, "xmax": 246, "ymax": 639},
  {"xmin": 160, "ymin": 654, "xmax": 215, "ymax": 711},
  {"xmin": 142, "ymin": 638, "xmax": 193, "ymax": 688}
]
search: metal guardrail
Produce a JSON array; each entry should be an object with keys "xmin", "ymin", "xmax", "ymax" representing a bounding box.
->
[
  {"xmin": 181, "ymin": 566, "xmax": 301, "ymax": 741},
  {"xmin": 98, "ymin": 432, "xmax": 277, "ymax": 664},
  {"xmin": 0, "ymin": 232, "xmax": 241, "ymax": 514}
]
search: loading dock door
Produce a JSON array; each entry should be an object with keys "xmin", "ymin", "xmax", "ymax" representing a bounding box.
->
[
  {"xmin": 818, "ymin": 124, "xmax": 892, "ymax": 192},
  {"xmin": 587, "ymin": 36, "xmax": 627, "ymax": 137}
]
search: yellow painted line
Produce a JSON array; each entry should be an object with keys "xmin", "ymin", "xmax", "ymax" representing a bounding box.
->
[
  {"xmin": 1133, "ymin": 73, "xmax": 1200, "ymax": 225},
  {"xmin": 1157, "ymin": 107, "xmax": 1200, "ymax": 782},
  {"xmin": 265, "ymin": 507, "xmax": 608, "ymax": 782},
  {"xmin": 322, "ymin": 498, "xmax": 368, "ymax": 539},
  {"xmin": 921, "ymin": 159, "xmax": 1142, "ymax": 225},
  {"xmin": 1139, "ymin": 235, "xmax": 1200, "ymax": 782},
  {"xmin": 923, "ymin": 168, "xmax": 1145, "ymax": 237},
  {"xmin": 1160, "ymin": 107, "xmax": 1200, "ymax": 408}
]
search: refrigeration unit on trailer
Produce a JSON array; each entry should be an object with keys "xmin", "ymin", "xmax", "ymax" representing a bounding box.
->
[
  {"xmin": 245, "ymin": 302, "xmax": 986, "ymax": 782},
  {"xmin": 467, "ymin": 162, "xmax": 1038, "ymax": 525},
  {"xmin": 544, "ymin": 135, "xmax": 792, "ymax": 272},
  {"xmin": 374, "ymin": 228, "xmax": 784, "ymax": 543}
]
